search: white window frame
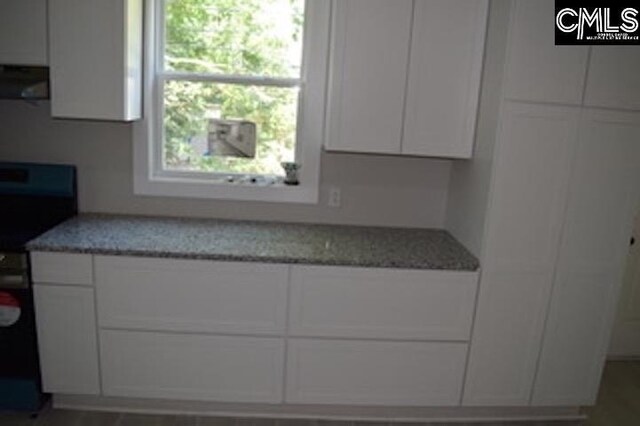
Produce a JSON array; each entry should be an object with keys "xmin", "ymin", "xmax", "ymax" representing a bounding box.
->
[{"xmin": 134, "ymin": 0, "xmax": 331, "ymax": 204}]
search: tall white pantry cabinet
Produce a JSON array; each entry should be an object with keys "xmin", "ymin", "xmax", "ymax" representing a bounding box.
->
[{"xmin": 450, "ymin": 0, "xmax": 640, "ymax": 407}]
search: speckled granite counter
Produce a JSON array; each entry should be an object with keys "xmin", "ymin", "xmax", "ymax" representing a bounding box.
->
[{"xmin": 26, "ymin": 214, "xmax": 479, "ymax": 271}]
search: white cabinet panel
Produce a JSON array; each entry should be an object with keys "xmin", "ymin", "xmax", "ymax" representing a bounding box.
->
[
  {"xmin": 0, "ymin": 0, "xmax": 48, "ymax": 65},
  {"xmin": 584, "ymin": 47, "xmax": 640, "ymax": 111},
  {"xmin": 325, "ymin": 0, "xmax": 412, "ymax": 154},
  {"xmin": 463, "ymin": 102, "xmax": 579, "ymax": 406},
  {"xmin": 101, "ymin": 330, "xmax": 284, "ymax": 403},
  {"xmin": 403, "ymin": 0, "xmax": 488, "ymax": 158},
  {"xmin": 609, "ymin": 213, "xmax": 640, "ymax": 357},
  {"xmin": 95, "ymin": 256, "xmax": 288, "ymax": 335},
  {"xmin": 533, "ymin": 110, "xmax": 640, "ymax": 406},
  {"xmin": 289, "ymin": 265, "xmax": 478, "ymax": 341},
  {"xmin": 31, "ymin": 252, "xmax": 93, "ymax": 286},
  {"xmin": 286, "ymin": 339, "xmax": 467, "ymax": 406},
  {"xmin": 504, "ymin": 0, "xmax": 589, "ymax": 105},
  {"xmin": 33, "ymin": 285, "xmax": 100, "ymax": 395},
  {"xmin": 49, "ymin": 0, "xmax": 142, "ymax": 120}
]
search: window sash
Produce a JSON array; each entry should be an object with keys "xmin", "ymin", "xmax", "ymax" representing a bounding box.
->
[
  {"xmin": 156, "ymin": 0, "xmax": 307, "ymax": 179},
  {"xmin": 158, "ymin": 0, "xmax": 305, "ymax": 83},
  {"xmin": 155, "ymin": 77, "xmax": 304, "ymax": 180}
]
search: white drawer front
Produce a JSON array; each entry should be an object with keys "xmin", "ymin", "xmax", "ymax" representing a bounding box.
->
[
  {"xmin": 31, "ymin": 252, "xmax": 93, "ymax": 286},
  {"xmin": 95, "ymin": 256, "xmax": 288, "ymax": 335},
  {"xmin": 286, "ymin": 339, "xmax": 467, "ymax": 406},
  {"xmin": 289, "ymin": 266, "xmax": 478, "ymax": 340},
  {"xmin": 101, "ymin": 330, "xmax": 285, "ymax": 403}
]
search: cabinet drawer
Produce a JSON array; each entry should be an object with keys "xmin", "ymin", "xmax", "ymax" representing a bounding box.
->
[
  {"xmin": 95, "ymin": 256, "xmax": 288, "ymax": 335},
  {"xmin": 31, "ymin": 252, "xmax": 93, "ymax": 286},
  {"xmin": 289, "ymin": 266, "xmax": 478, "ymax": 340},
  {"xmin": 101, "ymin": 330, "xmax": 284, "ymax": 403},
  {"xmin": 286, "ymin": 339, "xmax": 467, "ymax": 406}
]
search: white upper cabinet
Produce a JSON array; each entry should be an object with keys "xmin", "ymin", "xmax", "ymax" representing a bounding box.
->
[
  {"xmin": 503, "ymin": 0, "xmax": 589, "ymax": 105},
  {"xmin": 48, "ymin": 0, "xmax": 143, "ymax": 121},
  {"xmin": 403, "ymin": 0, "xmax": 488, "ymax": 158},
  {"xmin": 326, "ymin": 0, "xmax": 488, "ymax": 159},
  {"xmin": 0, "ymin": 0, "xmax": 48, "ymax": 65},
  {"xmin": 325, "ymin": 0, "xmax": 413, "ymax": 154},
  {"xmin": 532, "ymin": 109, "xmax": 640, "ymax": 406},
  {"xmin": 584, "ymin": 47, "xmax": 640, "ymax": 111}
]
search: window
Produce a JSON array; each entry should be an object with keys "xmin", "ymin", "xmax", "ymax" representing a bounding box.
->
[{"xmin": 134, "ymin": 0, "xmax": 330, "ymax": 203}]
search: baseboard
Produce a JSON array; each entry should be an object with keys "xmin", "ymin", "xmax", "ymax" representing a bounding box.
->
[{"xmin": 53, "ymin": 394, "xmax": 585, "ymax": 423}]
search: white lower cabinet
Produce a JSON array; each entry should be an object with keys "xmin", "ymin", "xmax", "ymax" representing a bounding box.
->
[
  {"xmin": 286, "ymin": 339, "xmax": 467, "ymax": 406},
  {"xmin": 32, "ymin": 252, "xmax": 476, "ymax": 407},
  {"xmin": 33, "ymin": 285, "xmax": 100, "ymax": 395},
  {"xmin": 100, "ymin": 330, "xmax": 285, "ymax": 403}
]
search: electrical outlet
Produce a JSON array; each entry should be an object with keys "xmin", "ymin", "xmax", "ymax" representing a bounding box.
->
[{"xmin": 328, "ymin": 187, "xmax": 341, "ymax": 208}]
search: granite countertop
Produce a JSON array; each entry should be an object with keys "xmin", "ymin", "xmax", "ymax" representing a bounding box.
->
[{"xmin": 26, "ymin": 214, "xmax": 480, "ymax": 271}]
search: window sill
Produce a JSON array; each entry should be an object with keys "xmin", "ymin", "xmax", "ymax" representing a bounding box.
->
[{"xmin": 133, "ymin": 174, "xmax": 319, "ymax": 204}]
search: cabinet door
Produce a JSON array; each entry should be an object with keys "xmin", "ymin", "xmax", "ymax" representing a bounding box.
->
[
  {"xmin": 584, "ymin": 47, "xmax": 640, "ymax": 111},
  {"xmin": 286, "ymin": 339, "xmax": 467, "ymax": 406},
  {"xmin": 463, "ymin": 102, "xmax": 579, "ymax": 406},
  {"xmin": 403, "ymin": 0, "xmax": 488, "ymax": 158},
  {"xmin": 532, "ymin": 109, "xmax": 640, "ymax": 406},
  {"xmin": 33, "ymin": 285, "xmax": 100, "ymax": 395},
  {"xmin": 325, "ymin": 0, "xmax": 413, "ymax": 154},
  {"xmin": 49, "ymin": 0, "xmax": 142, "ymax": 120},
  {"xmin": 503, "ymin": 0, "xmax": 589, "ymax": 105},
  {"xmin": 0, "ymin": 0, "xmax": 48, "ymax": 65}
]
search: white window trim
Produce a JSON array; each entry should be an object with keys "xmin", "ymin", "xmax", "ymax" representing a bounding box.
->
[{"xmin": 133, "ymin": 0, "xmax": 331, "ymax": 204}]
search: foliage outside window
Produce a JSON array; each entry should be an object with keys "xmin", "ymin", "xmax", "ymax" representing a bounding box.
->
[{"xmin": 161, "ymin": 0, "xmax": 306, "ymax": 178}]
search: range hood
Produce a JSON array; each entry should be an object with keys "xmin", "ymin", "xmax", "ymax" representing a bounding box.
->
[{"xmin": 0, "ymin": 66, "xmax": 49, "ymax": 100}]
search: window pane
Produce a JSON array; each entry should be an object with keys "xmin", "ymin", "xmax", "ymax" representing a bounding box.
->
[
  {"xmin": 164, "ymin": 0, "xmax": 306, "ymax": 78},
  {"xmin": 163, "ymin": 80, "xmax": 299, "ymax": 176}
]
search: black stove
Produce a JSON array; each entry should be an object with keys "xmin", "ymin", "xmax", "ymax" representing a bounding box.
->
[{"xmin": 0, "ymin": 162, "xmax": 77, "ymax": 412}]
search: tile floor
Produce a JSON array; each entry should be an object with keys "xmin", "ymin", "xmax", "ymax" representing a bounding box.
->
[
  {"xmin": 3, "ymin": 360, "xmax": 638, "ymax": 425},
  {"xmin": 582, "ymin": 360, "xmax": 640, "ymax": 426}
]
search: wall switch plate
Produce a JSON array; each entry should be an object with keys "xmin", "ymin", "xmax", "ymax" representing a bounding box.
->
[{"xmin": 328, "ymin": 187, "xmax": 341, "ymax": 208}]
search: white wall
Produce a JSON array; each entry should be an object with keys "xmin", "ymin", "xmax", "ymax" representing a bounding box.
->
[
  {"xmin": 445, "ymin": 0, "xmax": 511, "ymax": 256},
  {"xmin": 0, "ymin": 101, "xmax": 451, "ymax": 228}
]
